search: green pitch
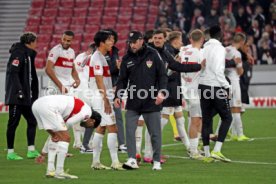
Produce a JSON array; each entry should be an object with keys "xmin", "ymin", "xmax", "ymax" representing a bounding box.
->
[{"xmin": 0, "ymin": 109, "xmax": 275, "ymax": 184}]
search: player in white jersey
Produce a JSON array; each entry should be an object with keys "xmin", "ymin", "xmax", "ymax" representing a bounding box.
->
[
  {"xmin": 39, "ymin": 31, "xmax": 80, "ymax": 161},
  {"xmin": 224, "ymin": 33, "xmax": 251, "ymax": 141},
  {"xmin": 89, "ymin": 30, "xmax": 124, "ymax": 170},
  {"xmin": 32, "ymin": 95, "xmax": 101, "ymax": 179},
  {"xmin": 179, "ymin": 29, "xmax": 205, "ymax": 160},
  {"xmin": 45, "ymin": 30, "xmax": 80, "ymax": 94},
  {"xmin": 72, "ymin": 43, "xmax": 96, "ymax": 153}
]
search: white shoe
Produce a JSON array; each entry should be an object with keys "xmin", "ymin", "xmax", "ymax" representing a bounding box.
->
[
  {"xmin": 190, "ymin": 152, "xmax": 204, "ymax": 160},
  {"xmin": 45, "ymin": 170, "xmax": 55, "ymax": 178},
  {"xmin": 118, "ymin": 144, "xmax": 127, "ymax": 153},
  {"xmin": 54, "ymin": 172, "xmax": 78, "ymax": 179},
  {"xmin": 152, "ymin": 161, "xmax": 162, "ymax": 170},
  {"xmin": 122, "ymin": 158, "xmax": 139, "ymax": 170},
  {"xmin": 91, "ymin": 162, "xmax": 111, "ymax": 170},
  {"xmin": 111, "ymin": 161, "xmax": 125, "ymax": 170}
]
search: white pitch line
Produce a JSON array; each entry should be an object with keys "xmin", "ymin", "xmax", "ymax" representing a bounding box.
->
[
  {"xmin": 165, "ymin": 155, "xmax": 276, "ymax": 166},
  {"xmin": 162, "ymin": 137, "xmax": 276, "ymax": 148}
]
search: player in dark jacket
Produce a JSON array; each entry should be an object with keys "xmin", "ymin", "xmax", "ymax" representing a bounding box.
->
[{"xmin": 5, "ymin": 32, "xmax": 40, "ymax": 160}]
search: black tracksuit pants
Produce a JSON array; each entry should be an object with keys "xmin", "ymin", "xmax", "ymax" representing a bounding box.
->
[
  {"xmin": 198, "ymin": 84, "xmax": 233, "ymax": 146},
  {"xmin": 6, "ymin": 105, "xmax": 37, "ymax": 149}
]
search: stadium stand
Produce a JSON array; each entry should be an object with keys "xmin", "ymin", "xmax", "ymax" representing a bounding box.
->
[{"xmin": 23, "ymin": 0, "xmax": 160, "ymax": 69}]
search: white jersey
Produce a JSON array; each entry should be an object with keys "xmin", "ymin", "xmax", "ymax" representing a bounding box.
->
[
  {"xmin": 74, "ymin": 52, "xmax": 91, "ymax": 89},
  {"xmin": 32, "ymin": 95, "xmax": 92, "ymax": 130},
  {"xmin": 47, "ymin": 44, "xmax": 75, "ymax": 87},
  {"xmin": 89, "ymin": 50, "xmax": 113, "ymax": 99},
  {"xmin": 225, "ymin": 45, "xmax": 242, "ymax": 81}
]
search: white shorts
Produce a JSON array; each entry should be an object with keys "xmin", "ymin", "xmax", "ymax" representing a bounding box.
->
[
  {"xmin": 187, "ymin": 99, "xmax": 202, "ymax": 117},
  {"xmin": 32, "ymin": 100, "xmax": 67, "ymax": 132},
  {"xmin": 161, "ymin": 106, "xmax": 183, "ymax": 115},
  {"xmin": 230, "ymin": 81, "xmax": 242, "ymax": 107},
  {"xmin": 98, "ymin": 101, "xmax": 116, "ymax": 127}
]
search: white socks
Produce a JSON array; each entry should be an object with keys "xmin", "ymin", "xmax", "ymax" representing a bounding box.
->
[
  {"xmin": 213, "ymin": 141, "xmax": 223, "ymax": 153},
  {"xmin": 107, "ymin": 133, "xmax": 119, "ymax": 164},
  {"xmin": 8, "ymin": 149, "xmax": 14, "ymax": 154},
  {"xmin": 232, "ymin": 113, "xmax": 244, "ymax": 137},
  {"xmin": 144, "ymin": 128, "xmax": 153, "ymax": 158},
  {"xmin": 28, "ymin": 145, "xmax": 35, "ymax": 151},
  {"xmin": 176, "ymin": 117, "xmax": 190, "ymax": 149},
  {"xmin": 204, "ymin": 146, "xmax": 210, "ymax": 157},
  {"xmin": 47, "ymin": 139, "xmax": 58, "ymax": 172},
  {"xmin": 161, "ymin": 117, "xmax": 168, "ymax": 130},
  {"xmin": 92, "ymin": 133, "xmax": 104, "ymax": 164},
  {"xmin": 215, "ymin": 119, "xmax": 221, "ymax": 135},
  {"xmin": 56, "ymin": 141, "xmax": 69, "ymax": 174},
  {"xmin": 189, "ymin": 138, "xmax": 199, "ymax": 154},
  {"xmin": 135, "ymin": 126, "xmax": 143, "ymax": 155},
  {"xmin": 42, "ymin": 136, "xmax": 51, "ymax": 154},
  {"xmin": 73, "ymin": 123, "xmax": 84, "ymax": 148}
]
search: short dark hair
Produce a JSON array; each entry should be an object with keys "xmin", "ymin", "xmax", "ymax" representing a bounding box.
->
[
  {"xmin": 94, "ymin": 30, "xmax": 112, "ymax": 47},
  {"xmin": 63, "ymin": 30, "xmax": 75, "ymax": 37},
  {"xmin": 144, "ymin": 30, "xmax": 154, "ymax": 43},
  {"xmin": 209, "ymin": 25, "xmax": 222, "ymax": 40},
  {"xmin": 20, "ymin": 32, "xmax": 37, "ymax": 44},
  {"xmin": 88, "ymin": 43, "xmax": 97, "ymax": 52},
  {"xmin": 153, "ymin": 29, "xmax": 167, "ymax": 38},
  {"xmin": 103, "ymin": 28, "xmax": 118, "ymax": 44}
]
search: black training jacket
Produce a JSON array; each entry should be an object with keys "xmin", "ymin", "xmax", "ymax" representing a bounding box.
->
[
  {"xmin": 5, "ymin": 43, "xmax": 39, "ymax": 106},
  {"xmin": 115, "ymin": 45, "xmax": 167, "ymax": 112}
]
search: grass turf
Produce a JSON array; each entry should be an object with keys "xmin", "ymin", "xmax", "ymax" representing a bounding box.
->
[{"xmin": 0, "ymin": 109, "xmax": 275, "ymax": 184}]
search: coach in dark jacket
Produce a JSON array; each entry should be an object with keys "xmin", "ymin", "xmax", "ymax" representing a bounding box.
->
[
  {"xmin": 5, "ymin": 32, "xmax": 40, "ymax": 160},
  {"xmin": 114, "ymin": 31, "xmax": 167, "ymax": 170}
]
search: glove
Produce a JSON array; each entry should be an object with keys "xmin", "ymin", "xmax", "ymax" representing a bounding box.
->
[{"xmin": 18, "ymin": 90, "xmax": 24, "ymax": 99}]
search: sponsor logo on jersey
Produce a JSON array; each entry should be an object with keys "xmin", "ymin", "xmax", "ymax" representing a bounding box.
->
[
  {"xmin": 95, "ymin": 65, "xmax": 100, "ymax": 70},
  {"xmin": 63, "ymin": 61, "xmax": 73, "ymax": 67}
]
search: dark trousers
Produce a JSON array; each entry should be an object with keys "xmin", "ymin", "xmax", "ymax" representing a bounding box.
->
[
  {"xmin": 7, "ymin": 105, "xmax": 37, "ymax": 149},
  {"xmin": 198, "ymin": 84, "xmax": 232, "ymax": 146}
]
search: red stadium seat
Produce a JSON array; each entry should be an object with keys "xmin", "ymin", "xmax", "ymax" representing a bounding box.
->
[
  {"xmin": 117, "ymin": 15, "xmax": 131, "ymax": 24},
  {"xmin": 131, "ymin": 24, "xmax": 145, "ymax": 32},
  {"xmin": 41, "ymin": 17, "xmax": 55, "ymax": 25},
  {"xmin": 118, "ymin": 33, "xmax": 129, "ymax": 40},
  {"xmin": 39, "ymin": 25, "xmax": 54, "ymax": 34},
  {"xmin": 145, "ymin": 23, "xmax": 155, "ymax": 30},
  {"xmin": 37, "ymin": 34, "xmax": 52, "ymax": 43},
  {"xmin": 58, "ymin": 8, "xmax": 73, "ymax": 17},
  {"xmin": 56, "ymin": 17, "xmax": 71, "ymax": 25},
  {"xmin": 81, "ymin": 42, "xmax": 91, "ymax": 51},
  {"xmin": 31, "ymin": 0, "xmax": 45, "ymax": 8},
  {"xmin": 115, "ymin": 24, "xmax": 130, "ymax": 35},
  {"xmin": 116, "ymin": 41, "xmax": 127, "ymax": 51},
  {"xmin": 88, "ymin": 7, "xmax": 103, "ymax": 16},
  {"xmin": 105, "ymin": 0, "xmax": 120, "ymax": 7},
  {"xmin": 54, "ymin": 25, "xmax": 69, "ymax": 34},
  {"xmin": 71, "ymin": 42, "xmax": 81, "ymax": 53},
  {"xmin": 75, "ymin": 0, "xmax": 90, "ymax": 8},
  {"xmin": 29, "ymin": 8, "xmax": 43, "ymax": 16},
  {"xmin": 51, "ymin": 34, "xmax": 61, "ymax": 43},
  {"xmin": 35, "ymin": 58, "xmax": 46, "ymax": 69},
  {"xmin": 26, "ymin": 17, "xmax": 41, "ymax": 26},
  {"xmin": 36, "ymin": 50, "xmax": 47, "ymax": 60},
  {"xmin": 85, "ymin": 24, "xmax": 99, "ymax": 32},
  {"xmin": 119, "ymin": 7, "xmax": 133, "ymax": 15},
  {"xmin": 45, "ymin": 0, "xmax": 59, "ymax": 8},
  {"xmin": 69, "ymin": 25, "xmax": 84, "ymax": 33},
  {"xmin": 36, "ymin": 42, "xmax": 49, "ymax": 52},
  {"xmin": 49, "ymin": 41, "xmax": 58, "ymax": 49},
  {"xmin": 102, "ymin": 16, "xmax": 117, "ymax": 25},
  {"xmin": 73, "ymin": 8, "xmax": 87, "ymax": 17},
  {"xmin": 60, "ymin": 0, "xmax": 74, "ymax": 8},
  {"xmin": 132, "ymin": 16, "xmax": 146, "ymax": 24},
  {"xmin": 71, "ymin": 17, "xmax": 86, "ymax": 25},
  {"xmin": 83, "ymin": 33, "xmax": 95, "ymax": 43},
  {"xmin": 104, "ymin": 7, "xmax": 119, "ymax": 16},
  {"xmin": 87, "ymin": 16, "xmax": 101, "ymax": 25},
  {"xmin": 43, "ymin": 8, "xmax": 58, "ymax": 17},
  {"xmin": 25, "ymin": 26, "xmax": 39, "ymax": 33},
  {"xmin": 147, "ymin": 16, "xmax": 156, "ymax": 24},
  {"xmin": 74, "ymin": 33, "xmax": 83, "ymax": 43},
  {"xmin": 148, "ymin": 6, "xmax": 158, "ymax": 15},
  {"xmin": 91, "ymin": 0, "xmax": 105, "ymax": 8},
  {"xmin": 120, "ymin": 0, "xmax": 134, "ymax": 7},
  {"xmin": 134, "ymin": 7, "xmax": 148, "ymax": 16}
]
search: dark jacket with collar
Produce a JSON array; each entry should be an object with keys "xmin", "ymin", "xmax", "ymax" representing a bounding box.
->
[
  {"xmin": 115, "ymin": 44, "xmax": 167, "ymax": 113},
  {"xmin": 5, "ymin": 42, "xmax": 39, "ymax": 106}
]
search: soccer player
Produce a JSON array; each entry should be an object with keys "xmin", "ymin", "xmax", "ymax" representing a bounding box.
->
[
  {"xmin": 32, "ymin": 95, "xmax": 101, "ymax": 179},
  {"xmin": 179, "ymin": 29, "xmax": 205, "ymax": 160},
  {"xmin": 73, "ymin": 43, "xmax": 96, "ymax": 153},
  {"xmin": 225, "ymin": 33, "xmax": 251, "ymax": 141},
  {"xmin": 198, "ymin": 25, "xmax": 232, "ymax": 162},
  {"xmin": 90, "ymin": 30, "xmax": 124, "ymax": 170}
]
